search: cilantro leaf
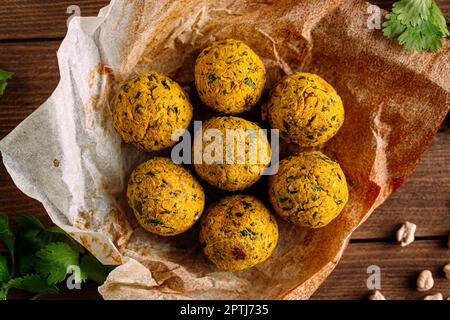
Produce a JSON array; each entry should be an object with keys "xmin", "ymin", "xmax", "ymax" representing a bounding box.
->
[
  {"xmin": 14, "ymin": 229, "xmax": 42, "ymax": 276},
  {"xmin": 0, "ymin": 69, "xmax": 14, "ymax": 96},
  {"xmin": 35, "ymin": 242, "xmax": 79, "ymax": 285},
  {"xmin": 382, "ymin": 0, "xmax": 449, "ymax": 52},
  {"xmin": 0, "ymin": 255, "xmax": 10, "ymax": 285},
  {"xmin": 16, "ymin": 215, "xmax": 46, "ymax": 231},
  {"xmin": 1, "ymin": 214, "xmax": 112, "ymax": 299},
  {"xmin": 80, "ymin": 254, "xmax": 115, "ymax": 284},
  {"xmin": 67, "ymin": 264, "xmax": 87, "ymax": 284},
  {"xmin": 46, "ymin": 226, "xmax": 66, "ymax": 234},
  {"xmin": 3, "ymin": 274, "xmax": 58, "ymax": 299},
  {"xmin": 26, "ymin": 222, "xmax": 85, "ymax": 255},
  {"xmin": 429, "ymin": 1, "xmax": 450, "ymax": 36},
  {"xmin": 383, "ymin": 12, "xmax": 406, "ymax": 38},
  {"xmin": 398, "ymin": 24, "xmax": 423, "ymax": 51},
  {"xmin": 418, "ymin": 19, "xmax": 444, "ymax": 52},
  {"xmin": 392, "ymin": 0, "xmax": 432, "ymax": 26},
  {"xmin": 0, "ymin": 213, "xmax": 15, "ymax": 255},
  {"xmin": 44, "ymin": 226, "xmax": 85, "ymax": 254}
]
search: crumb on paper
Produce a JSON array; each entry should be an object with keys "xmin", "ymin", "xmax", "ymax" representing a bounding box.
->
[{"xmin": 53, "ymin": 159, "xmax": 60, "ymax": 168}]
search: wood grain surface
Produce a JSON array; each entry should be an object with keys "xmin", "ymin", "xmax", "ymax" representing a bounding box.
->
[
  {"xmin": 0, "ymin": 0, "xmax": 110, "ymax": 39},
  {"xmin": 313, "ymin": 240, "xmax": 450, "ymax": 300},
  {"xmin": 0, "ymin": 0, "xmax": 449, "ymax": 300}
]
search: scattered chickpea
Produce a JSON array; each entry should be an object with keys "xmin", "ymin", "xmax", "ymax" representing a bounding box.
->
[
  {"xmin": 369, "ymin": 290, "xmax": 386, "ymax": 300},
  {"xmin": 423, "ymin": 293, "xmax": 443, "ymax": 300},
  {"xmin": 443, "ymin": 263, "xmax": 450, "ymax": 280},
  {"xmin": 416, "ymin": 270, "xmax": 434, "ymax": 292},
  {"xmin": 396, "ymin": 221, "xmax": 416, "ymax": 247}
]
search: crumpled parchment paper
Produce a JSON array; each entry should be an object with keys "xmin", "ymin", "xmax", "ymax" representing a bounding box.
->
[{"xmin": 0, "ymin": 0, "xmax": 448, "ymax": 299}]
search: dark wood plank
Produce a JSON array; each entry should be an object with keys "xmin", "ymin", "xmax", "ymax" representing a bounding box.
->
[
  {"xmin": 0, "ymin": 0, "xmax": 110, "ymax": 40},
  {"xmin": 0, "ymin": 41, "xmax": 60, "ymax": 139},
  {"xmin": 0, "ymin": 1, "xmax": 448, "ymax": 40},
  {"xmin": 312, "ymin": 240, "xmax": 450, "ymax": 300}
]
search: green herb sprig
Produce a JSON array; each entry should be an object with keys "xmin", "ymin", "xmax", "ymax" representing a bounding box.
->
[
  {"xmin": 0, "ymin": 213, "xmax": 115, "ymax": 300},
  {"xmin": 383, "ymin": 0, "xmax": 449, "ymax": 52},
  {"xmin": 0, "ymin": 69, "xmax": 14, "ymax": 95}
]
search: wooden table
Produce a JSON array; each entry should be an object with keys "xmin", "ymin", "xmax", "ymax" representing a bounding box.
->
[{"xmin": 0, "ymin": 0, "xmax": 448, "ymax": 300}]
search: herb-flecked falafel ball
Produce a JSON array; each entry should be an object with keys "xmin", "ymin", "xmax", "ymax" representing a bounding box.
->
[
  {"xmin": 200, "ymin": 195, "xmax": 279, "ymax": 271},
  {"xmin": 113, "ymin": 71, "xmax": 193, "ymax": 152},
  {"xmin": 268, "ymin": 72, "xmax": 344, "ymax": 147},
  {"xmin": 269, "ymin": 151, "xmax": 348, "ymax": 228},
  {"xmin": 195, "ymin": 39, "xmax": 266, "ymax": 114},
  {"xmin": 193, "ymin": 116, "xmax": 271, "ymax": 191},
  {"xmin": 127, "ymin": 157, "xmax": 205, "ymax": 236}
]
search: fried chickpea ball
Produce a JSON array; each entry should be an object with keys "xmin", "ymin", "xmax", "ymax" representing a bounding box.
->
[
  {"xmin": 268, "ymin": 72, "xmax": 344, "ymax": 147},
  {"xmin": 269, "ymin": 151, "xmax": 348, "ymax": 228},
  {"xmin": 195, "ymin": 39, "xmax": 266, "ymax": 114},
  {"xmin": 193, "ymin": 116, "xmax": 271, "ymax": 191},
  {"xmin": 113, "ymin": 71, "xmax": 193, "ymax": 152},
  {"xmin": 127, "ymin": 157, "xmax": 205, "ymax": 236},
  {"xmin": 199, "ymin": 195, "xmax": 279, "ymax": 271}
]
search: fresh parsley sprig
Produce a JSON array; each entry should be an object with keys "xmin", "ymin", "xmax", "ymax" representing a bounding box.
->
[
  {"xmin": 0, "ymin": 213, "xmax": 115, "ymax": 300},
  {"xmin": 383, "ymin": 0, "xmax": 449, "ymax": 52}
]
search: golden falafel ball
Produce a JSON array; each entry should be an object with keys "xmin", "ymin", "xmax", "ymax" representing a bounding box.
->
[
  {"xmin": 269, "ymin": 151, "xmax": 348, "ymax": 228},
  {"xmin": 268, "ymin": 72, "xmax": 344, "ymax": 147},
  {"xmin": 195, "ymin": 39, "xmax": 266, "ymax": 114},
  {"xmin": 127, "ymin": 157, "xmax": 205, "ymax": 236},
  {"xmin": 193, "ymin": 116, "xmax": 271, "ymax": 191},
  {"xmin": 113, "ymin": 71, "xmax": 193, "ymax": 152},
  {"xmin": 200, "ymin": 195, "xmax": 278, "ymax": 271}
]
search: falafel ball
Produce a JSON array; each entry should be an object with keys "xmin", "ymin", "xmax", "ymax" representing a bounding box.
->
[
  {"xmin": 268, "ymin": 72, "xmax": 344, "ymax": 147},
  {"xmin": 199, "ymin": 195, "xmax": 279, "ymax": 271},
  {"xmin": 113, "ymin": 71, "xmax": 193, "ymax": 152},
  {"xmin": 195, "ymin": 39, "xmax": 266, "ymax": 114},
  {"xmin": 127, "ymin": 157, "xmax": 205, "ymax": 236},
  {"xmin": 269, "ymin": 151, "xmax": 348, "ymax": 228},
  {"xmin": 193, "ymin": 116, "xmax": 271, "ymax": 191}
]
